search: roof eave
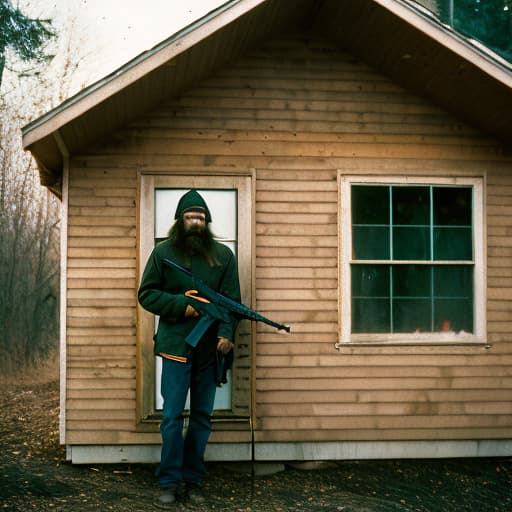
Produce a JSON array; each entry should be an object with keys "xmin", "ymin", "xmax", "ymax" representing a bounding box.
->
[
  {"xmin": 22, "ymin": 0, "xmax": 263, "ymax": 146},
  {"xmin": 22, "ymin": 0, "xmax": 266, "ymax": 185},
  {"xmin": 22, "ymin": 0, "xmax": 512, "ymax": 190}
]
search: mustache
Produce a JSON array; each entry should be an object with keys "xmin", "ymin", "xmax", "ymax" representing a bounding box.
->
[{"xmin": 185, "ymin": 226, "xmax": 205, "ymax": 236}]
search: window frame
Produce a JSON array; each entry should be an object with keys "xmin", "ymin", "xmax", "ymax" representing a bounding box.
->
[{"xmin": 338, "ymin": 174, "xmax": 486, "ymax": 346}]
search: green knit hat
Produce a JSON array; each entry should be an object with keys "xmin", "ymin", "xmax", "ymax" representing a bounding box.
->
[{"xmin": 174, "ymin": 189, "xmax": 212, "ymax": 223}]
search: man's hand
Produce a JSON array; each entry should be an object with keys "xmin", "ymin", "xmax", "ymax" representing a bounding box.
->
[{"xmin": 217, "ymin": 337, "xmax": 234, "ymax": 354}]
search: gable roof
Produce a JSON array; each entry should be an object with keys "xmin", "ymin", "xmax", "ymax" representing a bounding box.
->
[{"xmin": 22, "ymin": 0, "xmax": 512, "ymax": 194}]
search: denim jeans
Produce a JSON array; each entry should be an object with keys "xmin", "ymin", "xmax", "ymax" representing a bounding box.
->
[{"xmin": 157, "ymin": 357, "xmax": 217, "ymax": 490}]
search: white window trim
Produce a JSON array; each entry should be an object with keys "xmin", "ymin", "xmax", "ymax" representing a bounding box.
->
[{"xmin": 338, "ymin": 174, "xmax": 486, "ymax": 347}]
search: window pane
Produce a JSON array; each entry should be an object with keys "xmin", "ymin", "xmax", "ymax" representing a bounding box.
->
[
  {"xmin": 393, "ymin": 299, "xmax": 431, "ymax": 333},
  {"xmin": 434, "ymin": 227, "xmax": 472, "ymax": 260},
  {"xmin": 393, "ymin": 186, "xmax": 430, "ymax": 225},
  {"xmin": 434, "ymin": 266, "xmax": 473, "ymax": 298},
  {"xmin": 393, "ymin": 265, "xmax": 431, "ymax": 297},
  {"xmin": 352, "ymin": 265, "xmax": 390, "ymax": 333},
  {"xmin": 434, "ymin": 187, "xmax": 472, "ymax": 226},
  {"xmin": 393, "ymin": 265, "xmax": 431, "ymax": 333},
  {"xmin": 155, "ymin": 188, "xmax": 238, "ymax": 242},
  {"xmin": 352, "ymin": 299, "xmax": 390, "ymax": 332},
  {"xmin": 154, "ymin": 188, "xmax": 238, "ymax": 411},
  {"xmin": 352, "ymin": 185, "xmax": 389, "ymax": 224},
  {"xmin": 433, "ymin": 187, "xmax": 472, "ymax": 261},
  {"xmin": 434, "ymin": 299, "xmax": 473, "ymax": 333},
  {"xmin": 353, "ymin": 226, "xmax": 390, "ymax": 260},
  {"xmin": 433, "ymin": 266, "xmax": 473, "ymax": 333},
  {"xmin": 393, "ymin": 227, "xmax": 430, "ymax": 260},
  {"xmin": 352, "ymin": 265, "xmax": 389, "ymax": 297}
]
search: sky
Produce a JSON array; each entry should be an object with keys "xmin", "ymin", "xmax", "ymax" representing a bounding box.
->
[
  {"xmin": 69, "ymin": 0, "xmax": 226, "ymax": 90},
  {"xmin": 20, "ymin": 0, "xmax": 226, "ymax": 96}
]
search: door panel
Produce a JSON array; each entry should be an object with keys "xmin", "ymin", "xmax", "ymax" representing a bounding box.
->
[{"xmin": 154, "ymin": 188, "xmax": 238, "ymax": 411}]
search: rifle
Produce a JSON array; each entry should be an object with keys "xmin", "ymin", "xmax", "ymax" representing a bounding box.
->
[{"xmin": 162, "ymin": 258, "xmax": 290, "ymax": 347}]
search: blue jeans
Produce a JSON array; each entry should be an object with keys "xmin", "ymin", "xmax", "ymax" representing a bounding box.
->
[{"xmin": 157, "ymin": 357, "xmax": 217, "ymax": 490}]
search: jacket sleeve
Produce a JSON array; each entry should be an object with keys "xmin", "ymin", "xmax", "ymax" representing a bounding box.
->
[
  {"xmin": 216, "ymin": 251, "xmax": 241, "ymax": 341},
  {"xmin": 137, "ymin": 249, "xmax": 188, "ymax": 322}
]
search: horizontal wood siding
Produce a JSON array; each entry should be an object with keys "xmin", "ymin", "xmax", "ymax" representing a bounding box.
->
[
  {"xmin": 66, "ymin": 167, "xmax": 138, "ymax": 443},
  {"xmin": 67, "ymin": 33, "xmax": 512, "ymax": 445}
]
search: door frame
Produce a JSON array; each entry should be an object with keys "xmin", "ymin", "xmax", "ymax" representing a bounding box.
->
[{"xmin": 136, "ymin": 168, "xmax": 255, "ymax": 428}]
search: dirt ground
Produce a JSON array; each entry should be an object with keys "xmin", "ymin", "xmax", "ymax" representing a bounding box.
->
[{"xmin": 1, "ymin": 364, "xmax": 511, "ymax": 512}]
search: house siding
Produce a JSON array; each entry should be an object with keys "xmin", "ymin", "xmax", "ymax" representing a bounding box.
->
[
  {"xmin": 64, "ymin": 33, "xmax": 512, "ymax": 447},
  {"xmin": 66, "ymin": 166, "xmax": 141, "ymax": 443}
]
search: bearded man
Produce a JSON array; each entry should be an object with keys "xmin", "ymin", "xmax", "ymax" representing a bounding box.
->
[{"xmin": 138, "ymin": 189, "xmax": 240, "ymax": 508}]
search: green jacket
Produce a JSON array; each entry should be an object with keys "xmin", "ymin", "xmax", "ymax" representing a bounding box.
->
[{"xmin": 138, "ymin": 239, "xmax": 241, "ymax": 361}]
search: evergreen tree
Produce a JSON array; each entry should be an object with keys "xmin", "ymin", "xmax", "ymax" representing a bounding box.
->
[
  {"xmin": 0, "ymin": 0, "xmax": 55, "ymax": 88},
  {"xmin": 438, "ymin": 0, "xmax": 512, "ymax": 61}
]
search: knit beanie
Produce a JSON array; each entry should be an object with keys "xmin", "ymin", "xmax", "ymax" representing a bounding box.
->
[{"xmin": 174, "ymin": 189, "xmax": 212, "ymax": 223}]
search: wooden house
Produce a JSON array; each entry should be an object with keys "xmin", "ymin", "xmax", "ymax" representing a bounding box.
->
[{"xmin": 22, "ymin": 0, "xmax": 512, "ymax": 464}]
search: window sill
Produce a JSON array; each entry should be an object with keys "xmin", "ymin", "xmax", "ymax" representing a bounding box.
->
[{"xmin": 336, "ymin": 334, "xmax": 489, "ymax": 349}]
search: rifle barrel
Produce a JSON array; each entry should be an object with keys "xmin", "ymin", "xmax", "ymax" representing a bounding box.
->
[{"xmin": 162, "ymin": 258, "xmax": 290, "ymax": 333}]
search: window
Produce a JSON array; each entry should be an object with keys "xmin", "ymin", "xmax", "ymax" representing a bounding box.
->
[{"xmin": 339, "ymin": 176, "xmax": 485, "ymax": 344}]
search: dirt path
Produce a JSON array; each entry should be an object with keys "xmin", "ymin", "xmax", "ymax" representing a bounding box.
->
[{"xmin": 1, "ymin": 376, "xmax": 511, "ymax": 511}]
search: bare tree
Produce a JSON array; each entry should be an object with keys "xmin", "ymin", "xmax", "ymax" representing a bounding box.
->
[
  {"xmin": 0, "ymin": 0, "xmax": 85, "ymax": 372},
  {"xmin": 0, "ymin": 92, "xmax": 60, "ymax": 371},
  {"xmin": 0, "ymin": 0, "xmax": 115, "ymax": 372}
]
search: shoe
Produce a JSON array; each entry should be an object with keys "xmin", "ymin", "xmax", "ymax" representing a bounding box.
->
[
  {"xmin": 154, "ymin": 489, "xmax": 176, "ymax": 509},
  {"xmin": 186, "ymin": 483, "xmax": 206, "ymax": 504}
]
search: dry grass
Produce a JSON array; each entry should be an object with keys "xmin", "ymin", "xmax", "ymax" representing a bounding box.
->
[{"xmin": 0, "ymin": 350, "xmax": 59, "ymax": 385}]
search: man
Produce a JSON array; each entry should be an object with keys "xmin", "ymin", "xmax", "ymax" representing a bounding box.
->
[{"xmin": 138, "ymin": 189, "xmax": 240, "ymax": 508}]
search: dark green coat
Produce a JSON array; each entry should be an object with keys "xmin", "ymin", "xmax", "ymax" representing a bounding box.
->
[{"xmin": 138, "ymin": 239, "xmax": 241, "ymax": 361}]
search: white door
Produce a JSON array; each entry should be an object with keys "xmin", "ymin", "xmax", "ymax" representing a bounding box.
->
[{"xmin": 153, "ymin": 188, "xmax": 238, "ymax": 411}]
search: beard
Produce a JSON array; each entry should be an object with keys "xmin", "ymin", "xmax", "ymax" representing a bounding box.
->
[
  {"xmin": 183, "ymin": 226, "xmax": 209, "ymax": 255},
  {"xmin": 168, "ymin": 219, "xmax": 218, "ymax": 266}
]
